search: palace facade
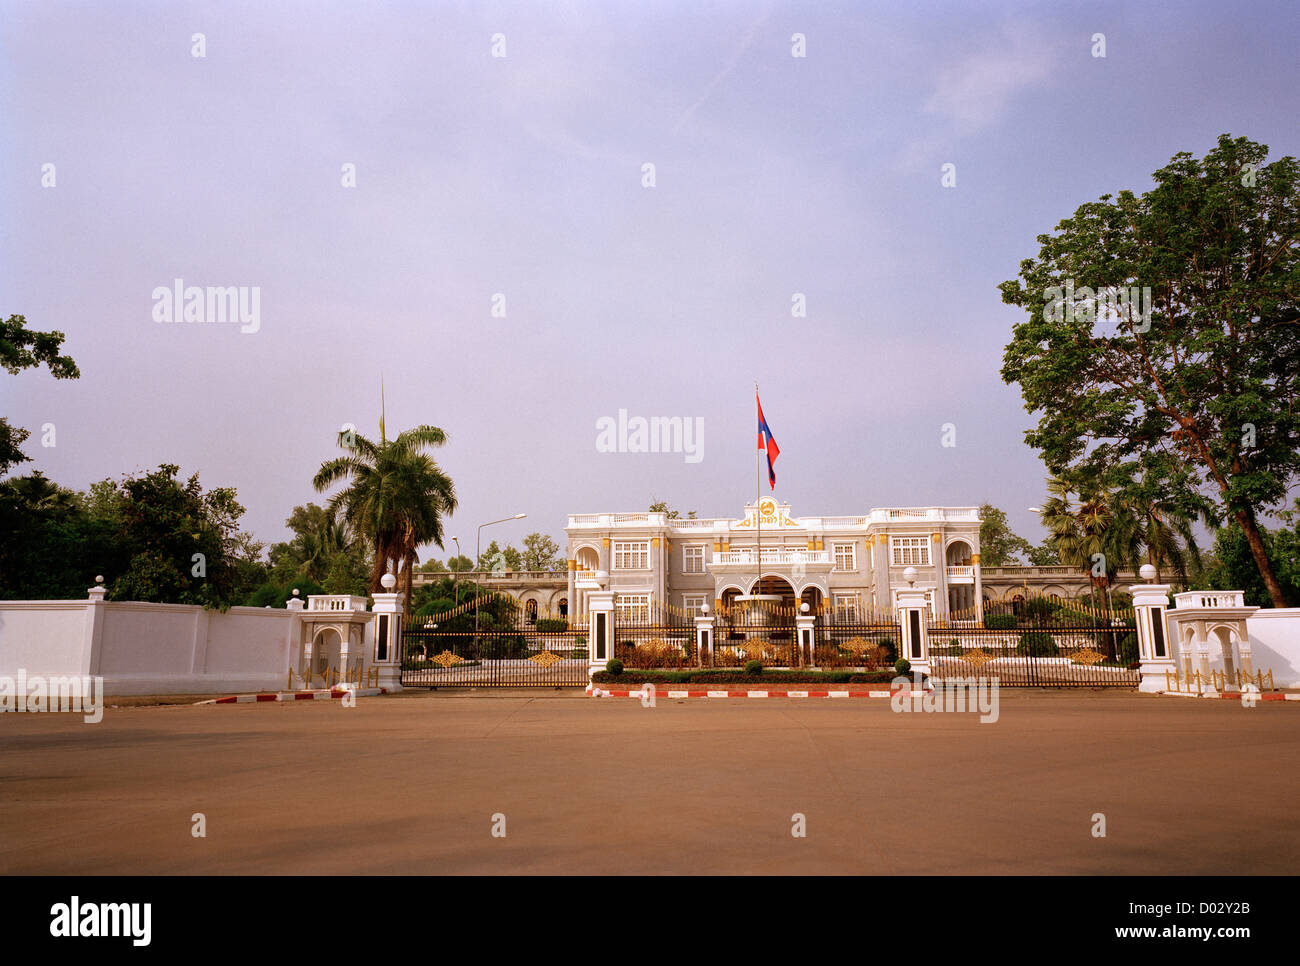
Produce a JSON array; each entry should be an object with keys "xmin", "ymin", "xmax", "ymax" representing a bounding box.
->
[
  {"xmin": 563, "ymin": 500, "xmax": 983, "ymax": 622},
  {"xmin": 409, "ymin": 502, "xmax": 1153, "ymax": 624}
]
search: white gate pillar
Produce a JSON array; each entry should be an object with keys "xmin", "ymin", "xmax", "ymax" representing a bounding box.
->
[
  {"xmin": 586, "ymin": 590, "xmax": 615, "ymax": 680},
  {"xmin": 796, "ymin": 604, "xmax": 816, "ymax": 667},
  {"xmin": 370, "ymin": 573, "xmax": 404, "ymax": 692},
  {"xmin": 695, "ymin": 607, "xmax": 716, "ymax": 667},
  {"xmin": 897, "ymin": 578, "xmax": 931, "ymax": 677},
  {"xmin": 1131, "ymin": 573, "xmax": 1175, "ymax": 693}
]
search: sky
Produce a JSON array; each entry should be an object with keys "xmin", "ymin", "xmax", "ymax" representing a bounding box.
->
[{"xmin": 2, "ymin": 0, "xmax": 1297, "ymax": 560}]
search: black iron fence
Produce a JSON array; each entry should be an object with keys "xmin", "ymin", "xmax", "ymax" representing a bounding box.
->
[
  {"xmin": 400, "ymin": 592, "xmax": 1142, "ymax": 687},
  {"xmin": 816, "ymin": 603, "xmax": 902, "ymax": 669},
  {"xmin": 615, "ymin": 603, "xmax": 695, "ymax": 669},
  {"xmin": 927, "ymin": 598, "xmax": 1139, "ymax": 687},
  {"xmin": 400, "ymin": 594, "xmax": 589, "ymax": 687},
  {"xmin": 713, "ymin": 600, "xmax": 799, "ymax": 667}
]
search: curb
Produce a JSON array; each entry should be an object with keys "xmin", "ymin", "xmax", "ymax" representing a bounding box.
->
[
  {"xmin": 1158, "ymin": 690, "xmax": 1298, "ymax": 702},
  {"xmin": 197, "ymin": 688, "xmax": 387, "ymax": 705},
  {"xmin": 587, "ymin": 686, "xmax": 922, "ymax": 699}
]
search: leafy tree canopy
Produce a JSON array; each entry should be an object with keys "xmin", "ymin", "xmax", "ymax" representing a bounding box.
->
[{"xmin": 1000, "ymin": 134, "xmax": 1300, "ymax": 605}]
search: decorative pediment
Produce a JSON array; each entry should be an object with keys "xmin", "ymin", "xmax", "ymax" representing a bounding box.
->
[{"xmin": 733, "ymin": 499, "xmax": 801, "ymax": 529}]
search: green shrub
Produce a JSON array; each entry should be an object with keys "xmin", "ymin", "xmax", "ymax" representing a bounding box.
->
[
  {"xmin": 535, "ymin": 618, "xmax": 567, "ymax": 632},
  {"xmin": 984, "ymin": 614, "xmax": 1017, "ymax": 630},
  {"xmin": 744, "ymin": 659, "xmax": 763, "ymax": 676},
  {"xmin": 605, "ymin": 658, "xmax": 623, "ymax": 676},
  {"xmin": 895, "ymin": 658, "xmax": 911, "ymax": 676},
  {"xmin": 569, "ymin": 647, "xmax": 588, "ymax": 660},
  {"xmin": 876, "ymin": 638, "xmax": 898, "ymax": 664},
  {"xmin": 1118, "ymin": 631, "xmax": 1138, "ymax": 664},
  {"xmin": 946, "ymin": 640, "xmax": 963, "ymax": 657},
  {"xmin": 1017, "ymin": 632, "xmax": 1058, "ymax": 657},
  {"xmin": 1020, "ymin": 598, "xmax": 1056, "ymax": 624}
]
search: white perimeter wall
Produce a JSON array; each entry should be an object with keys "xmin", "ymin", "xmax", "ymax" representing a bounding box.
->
[
  {"xmin": 1165, "ymin": 607, "xmax": 1300, "ymax": 688},
  {"xmin": 1245, "ymin": 609, "xmax": 1300, "ymax": 688},
  {"xmin": 0, "ymin": 598, "xmax": 304, "ymax": 695}
]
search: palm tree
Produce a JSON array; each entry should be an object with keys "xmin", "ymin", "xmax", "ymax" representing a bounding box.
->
[
  {"xmin": 1038, "ymin": 474, "xmax": 1133, "ymax": 608},
  {"xmin": 313, "ymin": 421, "xmax": 457, "ymax": 611}
]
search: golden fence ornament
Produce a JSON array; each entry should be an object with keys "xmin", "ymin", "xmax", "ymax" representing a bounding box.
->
[
  {"xmin": 430, "ymin": 650, "xmax": 464, "ymax": 668},
  {"xmin": 527, "ymin": 650, "xmax": 563, "ymax": 668},
  {"xmin": 1070, "ymin": 648, "xmax": 1106, "ymax": 666}
]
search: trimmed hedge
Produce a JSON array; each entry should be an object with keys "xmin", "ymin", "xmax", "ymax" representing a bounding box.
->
[
  {"xmin": 1016, "ymin": 631, "xmax": 1058, "ymax": 657},
  {"xmin": 1119, "ymin": 631, "xmax": 1138, "ymax": 664},
  {"xmin": 535, "ymin": 618, "xmax": 568, "ymax": 632},
  {"xmin": 983, "ymin": 614, "xmax": 1017, "ymax": 630},
  {"xmin": 590, "ymin": 669, "xmax": 918, "ymax": 685}
]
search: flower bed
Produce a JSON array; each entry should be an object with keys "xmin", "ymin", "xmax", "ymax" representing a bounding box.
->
[{"xmin": 590, "ymin": 669, "xmax": 918, "ymax": 686}]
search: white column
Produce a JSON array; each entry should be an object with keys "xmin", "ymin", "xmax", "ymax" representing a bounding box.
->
[
  {"xmin": 84, "ymin": 578, "xmax": 108, "ymax": 678},
  {"xmin": 896, "ymin": 586, "xmax": 931, "ymax": 677},
  {"xmin": 286, "ymin": 591, "xmax": 306, "ymax": 681},
  {"xmin": 1131, "ymin": 582, "xmax": 1175, "ymax": 693},
  {"xmin": 695, "ymin": 608, "xmax": 716, "ymax": 667},
  {"xmin": 796, "ymin": 609, "xmax": 816, "ymax": 667},
  {"xmin": 370, "ymin": 574, "xmax": 404, "ymax": 692},
  {"xmin": 586, "ymin": 590, "xmax": 615, "ymax": 681}
]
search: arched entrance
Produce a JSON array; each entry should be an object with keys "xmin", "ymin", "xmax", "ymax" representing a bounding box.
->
[{"xmin": 746, "ymin": 575, "xmax": 797, "ymax": 607}]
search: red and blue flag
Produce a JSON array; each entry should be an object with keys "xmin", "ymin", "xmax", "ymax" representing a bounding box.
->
[{"xmin": 756, "ymin": 392, "xmax": 780, "ymax": 490}]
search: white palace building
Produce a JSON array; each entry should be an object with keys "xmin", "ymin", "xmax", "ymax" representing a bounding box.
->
[{"xmin": 562, "ymin": 499, "xmax": 983, "ymax": 622}]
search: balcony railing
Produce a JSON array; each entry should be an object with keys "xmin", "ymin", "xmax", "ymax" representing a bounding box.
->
[
  {"xmin": 1174, "ymin": 590, "xmax": 1246, "ymax": 609},
  {"xmin": 946, "ymin": 565, "xmax": 975, "ymax": 578},
  {"xmin": 307, "ymin": 595, "xmax": 369, "ymax": 612},
  {"xmin": 715, "ymin": 549, "xmax": 832, "ymax": 566},
  {"xmin": 868, "ymin": 507, "xmax": 981, "ymax": 522}
]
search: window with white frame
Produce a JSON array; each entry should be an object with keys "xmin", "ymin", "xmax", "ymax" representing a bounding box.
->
[
  {"xmin": 833, "ymin": 593, "xmax": 859, "ymax": 622},
  {"xmin": 683, "ymin": 545, "xmax": 705, "ymax": 574},
  {"xmin": 616, "ymin": 594, "xmax": 650, "ymax": 623},
  {"xmin": 891, "ymin": 536, "xmax": 930, "ymax": 567},
  {"xmin": 833, "ymin": 542, "xmax": 856, "ymax": 571},
  {"xmin": 613, "ymin": 541, "xmax": 649, "ymax": 570},
  {"xmin": 682, "ymin": 594, "xmax": 707, "ymax": 614}
]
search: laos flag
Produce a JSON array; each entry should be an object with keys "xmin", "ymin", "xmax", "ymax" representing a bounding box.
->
[{"xmin": 756, "ymin": 392, "xmax": 780, "ymax": 490}]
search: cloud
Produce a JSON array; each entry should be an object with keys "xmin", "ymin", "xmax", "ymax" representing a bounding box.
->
[
  {"xmin": 923, "ymin": 22, "xmax": 1058, "ymax": 134},
  {"xmin": 672, "ymin": 2, "xmax": 775, "ymax": 135}
]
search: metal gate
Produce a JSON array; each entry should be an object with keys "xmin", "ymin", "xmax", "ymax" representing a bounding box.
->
[
  {"xmin": 926, "ymin": 595, "xmax": 1140, "ymax": 687},
  {"xmin": 714, "ymin": 599, "xmax": 799, "ymax": 667},
  {"xmin": 400, "ymin": 594, "xmax": 589, "ymax": 688}
]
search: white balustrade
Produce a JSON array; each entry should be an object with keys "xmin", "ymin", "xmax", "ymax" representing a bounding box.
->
[
  {"xmin": 715, "ymin": 549, "xmax": 831, "ymax": 565},
  {"xmin": 1174, "ymin": 590, "xmax": 1246, "ymax": 609},
  {"xmin": 307, "ymin": 595, "xmax": 369, "ymax": 612}
]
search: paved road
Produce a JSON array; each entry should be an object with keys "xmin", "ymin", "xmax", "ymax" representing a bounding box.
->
[{"xmin": 1, "ymin": 690, "xmax": 1296, "ymax": 874}]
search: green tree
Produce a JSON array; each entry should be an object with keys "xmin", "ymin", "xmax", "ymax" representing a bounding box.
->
[
  {"xmin": 520, "ymin": 532, "xmax": 564, "ymax": 572},
  {"xmin": 1193, "ymin": 502, "xmax": 1300, "ymax": 607},
  {"xmin": 268, "ymin": 503, "xmax": 366, "ymax": 591},
  {"xmin": 0, "ymin": 473, "xmax": 124, "ymax": 598},
  {"xmin": 1025, "ymin": 541, "xmax": 1060, "ymax": 566},
  {"xmin": 0, "ymin": 419, "xmax": 30, "ymax": 476},
  {"xmin": 1037, "ymin": 474, "xmax": 1134, "ymax": 603},
  {"xmin": 649, "ymin": 500, "xmax": 696, "ymax": 519},
  {"xmin": 999, "ymin": 135, "xmax": 1300, "ymax": 606},
  {"xmin": 1, "ymin": 314, "xmax": 80, "ymax": 475},
  {"xmin": 109, "ymin": 464, "xmax": 252, "ymax": 607},
  {"xmin": 978, "ymin": 503, "xmax": 1035, "ymax": 565},
  {"xmin": 477, "ymin": 539, "xmax": 522, "ymax": 573},
  {"xmin": 313, "ymin": 419, "xmax": 458, "ymax": 609}
]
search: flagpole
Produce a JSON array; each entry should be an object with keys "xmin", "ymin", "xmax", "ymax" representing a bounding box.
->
[{"xmin": 756, "ymin": 381, "xmax": 763, "ymax": 600}]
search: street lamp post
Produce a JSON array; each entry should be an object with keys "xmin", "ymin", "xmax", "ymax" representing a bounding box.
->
[
  {"xmin": 450, "ymin": 536, "xmax": 462, "ymax": 607},
  {"xmin": 475, "ymin": 513, "xmax": 526, "ymax": 639}
]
